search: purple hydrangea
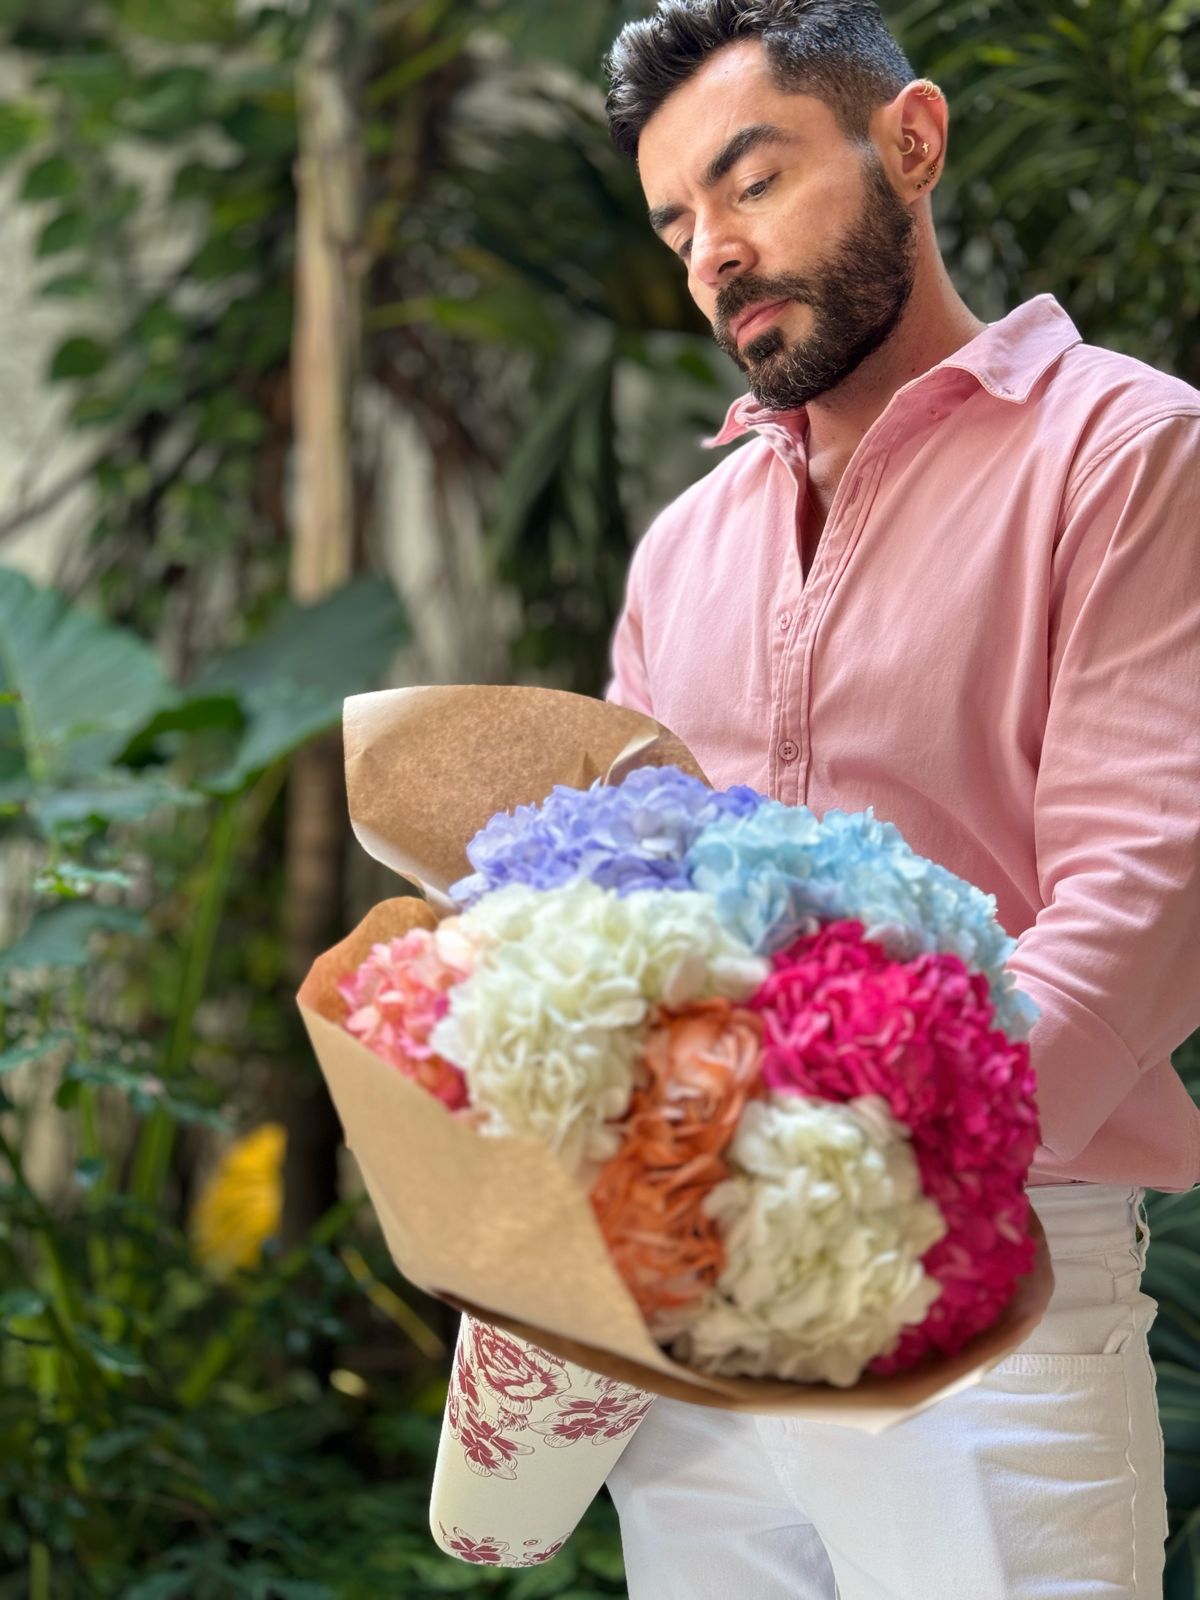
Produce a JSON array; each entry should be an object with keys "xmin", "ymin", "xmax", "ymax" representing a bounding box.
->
[{"xmin": 449, "ymin": 764, "xmax": 763, "ymax": 907}]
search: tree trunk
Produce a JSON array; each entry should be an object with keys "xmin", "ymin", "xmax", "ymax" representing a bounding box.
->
[{"xmin": 280, "ymin": 1, "xmax": 365, "ymax": 1253}]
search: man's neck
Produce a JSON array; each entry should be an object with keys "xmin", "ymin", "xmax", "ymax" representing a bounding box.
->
[{"xmin": 803, "ymin": 274, "xmax": 988, "ymax": 494}]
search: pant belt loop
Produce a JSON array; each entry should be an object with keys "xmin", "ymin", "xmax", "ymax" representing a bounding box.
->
[{"xmin": 1131, "ymin": 1184, "xmax": 1149, "ymax": 1270}]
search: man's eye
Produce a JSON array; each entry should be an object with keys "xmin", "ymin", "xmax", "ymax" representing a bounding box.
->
[{"xmin": 673, "ymin": 177, "xmax": 775, "ymax": 260}]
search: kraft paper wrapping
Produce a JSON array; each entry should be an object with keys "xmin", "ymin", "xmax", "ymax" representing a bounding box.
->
[
  {"xmin": 341, "ymin": 685, "xmax": 705, "ymax": 913},
  {"xmin": 297, "ymin": 684, "xmax": 1055, "ymax": 1430}
]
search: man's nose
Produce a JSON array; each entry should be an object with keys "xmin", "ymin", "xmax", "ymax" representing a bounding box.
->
[{"xmin": 690, "ymin": 222, "xmax": 756, "ymax": 292}]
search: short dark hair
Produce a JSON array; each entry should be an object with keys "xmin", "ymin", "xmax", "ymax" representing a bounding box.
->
[{"xmin": 605, "ymin": 0, "xmax": 915, "ymax": 161}]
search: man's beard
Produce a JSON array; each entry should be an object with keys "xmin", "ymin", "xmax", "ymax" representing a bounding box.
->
[{"xmin": 713, "ymin": 149, "xmax": 918, "ymax": 411}]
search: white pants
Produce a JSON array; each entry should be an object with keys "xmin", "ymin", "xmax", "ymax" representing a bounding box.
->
[{"xmin": 605, "ymin": 1182, "xmax": 1168, "ymax": 1599}]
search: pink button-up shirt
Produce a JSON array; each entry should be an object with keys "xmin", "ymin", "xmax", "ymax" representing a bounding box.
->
[{"xmin": 605, "ymin": 293, "xmax": 1200, "ymax": 1193}]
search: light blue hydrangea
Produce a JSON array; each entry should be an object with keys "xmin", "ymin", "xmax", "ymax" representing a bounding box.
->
[
  {"xmin": 449, "ymin": 764, "xmax": 764, "ymax": 908},
  {"xmin": 685, "ymin": 802, "xmax": 1039, "ymax": 1039}
]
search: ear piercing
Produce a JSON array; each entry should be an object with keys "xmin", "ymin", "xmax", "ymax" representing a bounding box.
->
[{"xmin": 904, "ymin": 79, "xmax": 942, "ymax": 188}]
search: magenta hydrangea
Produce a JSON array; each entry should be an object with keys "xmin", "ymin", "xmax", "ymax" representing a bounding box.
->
[{"xmin": 749, "ymin": 918, "xmax": 1041, "ymax": 1371}]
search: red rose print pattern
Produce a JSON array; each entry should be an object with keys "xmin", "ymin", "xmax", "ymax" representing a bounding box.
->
[
  {"xmin": 438, "ymin": 1524, "xmax": 511, "ymax": 1565},
  {"xmin": 446, "ymin": 1317, "xmax": 654, "ymax": 1479},
  {"xmin": 437, "ymin": 1524, "xmax": 567, "ymax": 1566},
  {"xmin": 454, "ymin": 1410, "xmax": 535, "ymax": 1479},
  {"xmin": 529, "ymin": 1386, "xmax": 655, "ymax": 1446},
  {"xmin": 467, "ymin": 1318, "xmax": 571, "ymax": 1414},
  {"xmin": 435, "ymin": 1316, "xmax": 656, "ymax": 1567}
]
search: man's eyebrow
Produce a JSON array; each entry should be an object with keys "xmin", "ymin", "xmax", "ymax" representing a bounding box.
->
[{"xmin": 647, "ymin": 123, "xmax": 797, "ymax": 235}]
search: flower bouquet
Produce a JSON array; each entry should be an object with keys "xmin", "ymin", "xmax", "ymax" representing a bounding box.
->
[{"xmin": 296, "ymin": 685, "xmax": 1053, "ymax": 1565}]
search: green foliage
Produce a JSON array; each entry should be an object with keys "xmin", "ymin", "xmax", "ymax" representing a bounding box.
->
[
  {"xmin": 0, "ymin": 1181, "xmax": 627, "ymax": 1599},
  {"xmin": 889, "ymin": 0, "xmax": 1200, "ymax": 379},
  {"xmin": 0, "ymin": 0, "xmax": 305, "ymax": 640},
  {"xmin": 0, "ymin": 566, "xmax": 172, "ymax": 794},
  {"xmin": 0, "ymin": 568, "xmax": 452, "ymax": 1596},
  {"xmin": 360, "ymin": 37, "xmax": 721, "ymax": 692},
  {"xmin": 0, "ymin": 10, "xmax": 637, "ymax": 1585},
  {"xmin": 1144, "ymin": 1037, "xmax": 1200, "ymax": 1595},
  {"xmin": 0, "ymin": 901, "xmax": 147, "ymax": 973},
  {"xmin": 182, "ymin": 576, "xmax": 410, "ymax": 794}
]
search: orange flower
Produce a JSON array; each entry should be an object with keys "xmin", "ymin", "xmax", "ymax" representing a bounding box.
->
[{"xmin": 589, "ymin": 998, "xmax": 764, "ymax": 1331}]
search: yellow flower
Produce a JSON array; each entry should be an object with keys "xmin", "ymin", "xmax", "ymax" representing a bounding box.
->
[{"xmin": 191, "ymin": 1123, "xmax": 285, "ymax": 1276}]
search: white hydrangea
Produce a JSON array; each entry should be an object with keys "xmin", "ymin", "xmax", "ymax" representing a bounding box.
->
[
  {"xmin": 429, "ymin": 882, "xmax": 767, "ymax": 1176},
  {"xmin": 665, "ymin": 1093, "xmax": 948, "ymax": 1386}
]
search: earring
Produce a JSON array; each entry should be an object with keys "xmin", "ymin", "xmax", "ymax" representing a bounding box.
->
[
  {"xmin": 920, "ymin": 140, "xmax": 930, "ymax": 156},
  {"xmin": 915, "ymin": 160, "xmax": 939, "ymax": 191},
  {"xmin": 914, "ymin": 78, "xmax": 942, "ymax": 100},
  {"xmin": 900, "ymin": 132, "xmax": 916, "ymax": 156}
]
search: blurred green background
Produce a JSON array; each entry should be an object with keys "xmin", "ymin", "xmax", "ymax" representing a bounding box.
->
[{"xmin": 0, "ymin": 0, "xmax": 1196, "ymax": 1595}]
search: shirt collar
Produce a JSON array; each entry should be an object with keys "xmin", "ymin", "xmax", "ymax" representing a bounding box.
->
[{"xmin": 702, "ymin": 293, "xmax": 1082, "ymax": 449}]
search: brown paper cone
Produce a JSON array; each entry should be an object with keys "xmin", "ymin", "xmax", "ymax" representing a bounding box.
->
[
  {"xmin": 299, "ymin": 684, "xmax": 1055, "ymax": 1428},
  {"xmin": 301, "ymin": 917, "xmax": 1053, "ymax": 1427},
  {"xmin": 342, "ymin": 685, "xmax": 706, "ymax": 911}
]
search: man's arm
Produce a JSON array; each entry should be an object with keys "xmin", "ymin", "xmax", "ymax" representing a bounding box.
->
[
  {"xmin": 604, "ymin": 529, "xmax": 654, "ymax": 715},
  {"xmin": 1006, "ymin": 409, "xmax": 1200, "ymax": 1162}
]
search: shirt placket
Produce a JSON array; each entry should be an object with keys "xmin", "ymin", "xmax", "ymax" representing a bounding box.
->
[{"xmin": 769, "ymin": 421, "xmax": 900, "ymax": 806}]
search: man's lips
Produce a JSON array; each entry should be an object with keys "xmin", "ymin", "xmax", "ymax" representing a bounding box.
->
[{"xmin": 732, "ymin": 299, "xmax": 791, "ymax": 347}]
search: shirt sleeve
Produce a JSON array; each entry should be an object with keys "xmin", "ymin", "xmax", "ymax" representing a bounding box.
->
[
  {"xmin": 1005, "ymin": 409, "xmax": 1200, "ymax": 1163},
  {"xmin": 603, "ymin": 529, "xmax": 655, "ymax": 716}
]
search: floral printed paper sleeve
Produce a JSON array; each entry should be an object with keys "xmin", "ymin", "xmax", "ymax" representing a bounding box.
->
[{"xmin": 429, "ymin": 1314, "xmax": 654, "ymax": 1569}]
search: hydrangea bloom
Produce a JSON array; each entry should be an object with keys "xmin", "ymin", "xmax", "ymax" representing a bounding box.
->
[
  {"xmin": 337, "ymin": 768, "xmax": 1046, "ymax": 1391},
  {"xmin": 337, "ymin": 930, "xmax": 469, "ymax": 1109},
  {"xmin": 429, "ymin": 882, "xmax": 768, "ymax": 1176},
  {"xmin": 588, "ymin": 998, "xmax": 764, "ymax": 1336},
  {"xmin": 749, "ymin": 919, "xmax": 1041, "ymax": 1370},
  {"xmin": 686, "ymin": 801, "xmax": 1039, "ymax": 1039},
  {"xmin": 449, "ymin": 764, "xmax": 762, "ymax": 907},
  {"xmin": 666, "ymin": 1092, "xmax": 947, "ymax": 1385}
]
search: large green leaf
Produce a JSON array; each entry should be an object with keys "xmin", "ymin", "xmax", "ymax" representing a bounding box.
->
[
  {"xmin": 1145, "ymin": 1179, "xmax": 1200, "ymax": 1596},
  {"xmin": 487, "ymin": 351, "xmax": 614, "ymax": 565},
  {"xmin": 115, "ymin": 692, "xmax": 245, "ymax": 765},
  {"xmin": 112, "ymin": 0, "xmax": 239, "ymax": 47},
  {"xmin": 20, "ymin": 154, "xmax": 82, "ymax": 200},
  {"xmin": 0, "ymin": 103, "xmax": 47, "ymax": 164},
  {"xmin": 1145, "ymin": 1239, "xmax": 1200, "ymax": 1328},
  {"xmin": 186, "ymin": 575, "xmax": 409, "ymax": 793},
  {"xmin": 0, "ymin": 566, "xmax": 172, "ymax": 788},
  {"xmin": 48, "ymin": 335, "xmax": 109, "ymax": 381},
  {"xmin": 0, "ymin": 901, "xmax": 145, "ymax": 973},
  {"xmin": 30, "ymin": 772, "xmax": 206, "ymax": 831}
]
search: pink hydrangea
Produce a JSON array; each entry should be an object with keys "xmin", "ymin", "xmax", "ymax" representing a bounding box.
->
[
  {"xmin": 337, "ymin": 929, "xmax": 469, "ymax": 1110},
  {"xmin": 749, "ymin": 918, "xmax": 1041, "ymax": 1372}
]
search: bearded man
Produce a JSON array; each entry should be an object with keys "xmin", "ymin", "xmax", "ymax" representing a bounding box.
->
[{"xmin": 598, "ymin": 3, "xmax": 1200, "ymax": 1596}]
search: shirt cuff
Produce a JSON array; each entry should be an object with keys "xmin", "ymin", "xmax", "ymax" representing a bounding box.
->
[{"xmin": 1011, "ymin": 970, "xmax": 1142, "ymax": 1163}]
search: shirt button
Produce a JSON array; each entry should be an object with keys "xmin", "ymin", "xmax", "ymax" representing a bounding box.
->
[
  {"xmin": 778, "ymin": 611, "xmax": 792, "ymax": 631},
  {"xmin": 778, "ymin": 739, "xmax": 798, "ymax": 763}
]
